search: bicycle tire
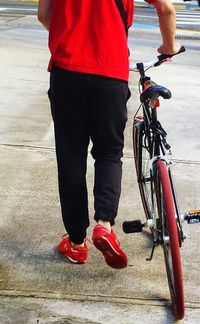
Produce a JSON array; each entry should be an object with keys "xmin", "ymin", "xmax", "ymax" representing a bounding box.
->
[
  {"xmin": 133, "ymin": 119, "xmax": 185, "ymax": 319},
  {"xmin": 156, "ymin": 160, "xmax": 185, "ymax": 320}
]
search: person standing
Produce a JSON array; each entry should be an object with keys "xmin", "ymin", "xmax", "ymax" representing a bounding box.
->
[{"xmin": 38, "ymin": 0, "xmax": 180, "ymax": 269}]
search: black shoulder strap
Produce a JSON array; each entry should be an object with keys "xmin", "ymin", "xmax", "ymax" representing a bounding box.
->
[{"xmin": 114, "ymin": 0, "xmax": 128, "ymax": 35}]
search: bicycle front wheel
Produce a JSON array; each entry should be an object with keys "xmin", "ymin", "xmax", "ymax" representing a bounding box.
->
[{"xmin": 156, "ymin": 160, "xmax": 185, "ymax": 320}]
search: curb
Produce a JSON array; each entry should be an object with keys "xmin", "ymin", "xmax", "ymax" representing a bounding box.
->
[
  {"xmin": 134, "ymin": 3, "xmax": 199, "ymax": 10},
  {"xmin": 21, "ymin": 0, "xmax": 38, "ymax": 1},
  {"xmin": 134, "ymin": 3, "xmax": 183, "ymax": 8}
]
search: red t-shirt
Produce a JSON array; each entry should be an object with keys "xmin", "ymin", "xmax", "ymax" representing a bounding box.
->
[{"xmin": 48, "ymin": 0, "xmax": 152, "ymax": 81}]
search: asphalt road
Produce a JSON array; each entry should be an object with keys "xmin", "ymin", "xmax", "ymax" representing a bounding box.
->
[
  {"xmin": 0, "ymin": 0, "xmax": 200, "ymax": 31},
  {"xmin": 0, "ymin": 0, "xmax": 37, "ymax": 14},
  {"xmin": 134, "ymin": 6, "xmax": 200, "ymax": 31}
]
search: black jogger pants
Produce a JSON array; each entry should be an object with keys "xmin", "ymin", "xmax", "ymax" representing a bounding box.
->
[{"xmin": 48, "ymin": 67, "xmax": 130, "ymax": 244}]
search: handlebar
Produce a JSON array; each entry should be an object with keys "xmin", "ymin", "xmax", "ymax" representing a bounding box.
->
[
  {"xmin": 130, "ymin": 46, "xmax": 186, "ymax": 72},
  {"xmin": 155, "ymin": 46, "xmax": 186, "ymax": 66}
]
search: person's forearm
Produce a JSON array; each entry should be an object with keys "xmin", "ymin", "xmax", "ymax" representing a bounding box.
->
[
  {"xmin": 38, "ymin": 0, "xmax": 52, "ymax": 31},
  {"xmin": 157, "ymin": 2, "xmax": 176, "ymax": 47},
  {"xmin": 154, "ymin": 0, "xmax": 179, "ymax": 53}
]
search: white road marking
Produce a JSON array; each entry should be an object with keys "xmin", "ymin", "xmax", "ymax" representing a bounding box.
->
[
  {"xmin": 135, "ymin": 14, "xmax": 158, "ymax": 19},
  {"xmin": 0, "ymin": 7, "xmax": 37, "ymax": 12},
  {"xmin": 176, "ymin": 21, "xmax": 200, "ymax": 25}
]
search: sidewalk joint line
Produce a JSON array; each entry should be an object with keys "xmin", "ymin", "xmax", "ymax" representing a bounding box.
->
[{"xmin": 0, "ymin": 289, "xmax": 199, "ymax": 309}]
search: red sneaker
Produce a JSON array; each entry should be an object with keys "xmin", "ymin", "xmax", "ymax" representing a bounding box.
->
[
  {"xmin": 92, "ymin": 224, "xmax": 128, "ymax": 269},
  {"xmin": 58, "ymin": 235, "xmax": 88, "ymax": 264}
]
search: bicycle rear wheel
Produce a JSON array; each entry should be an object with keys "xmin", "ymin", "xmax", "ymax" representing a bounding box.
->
[
  {"xmin": 133, "ymin": 118, "xmax": 154, "ymax": 220},
  {"xmin": 156, "ymin": 160, "xmax": 185, "ymax": 320}
]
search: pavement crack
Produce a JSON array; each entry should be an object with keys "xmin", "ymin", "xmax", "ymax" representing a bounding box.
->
[
  {"xmin": 0, "ymin": 142, "xmax": 55, "ymax": 152},
  {"xmin": 1, "ymin": 143, "xmax": 200, "ymax": 166},
  {"xmin": 0, "ymin": 289, "xmax": 199, "ymax": 310},
  {"xmin": 123, "ymin": 154, "xmax": 200, "ymax": 166},
  {"xmin": 9, "ymin": 77, "xmax": 48, "ymax": 84}
]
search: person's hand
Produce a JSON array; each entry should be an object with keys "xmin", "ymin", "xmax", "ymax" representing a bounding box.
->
[{"xmin": 157, "ymin": 42, "xmax": 182, "ymax": 56}]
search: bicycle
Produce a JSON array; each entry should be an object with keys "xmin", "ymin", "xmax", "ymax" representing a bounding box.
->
[{"xmin": 122, "ymin": 46, "xmax": 200, "ymax": 320}]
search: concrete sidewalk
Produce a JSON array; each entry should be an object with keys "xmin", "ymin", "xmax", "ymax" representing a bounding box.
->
[{"xmin": 0, "ymin": 14, "xmax": 200, "ymax": 324}]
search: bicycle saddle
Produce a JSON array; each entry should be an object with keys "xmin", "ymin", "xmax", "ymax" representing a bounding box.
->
[{"xmin": 140, "ymin": 85, "xmax": 171, "ymax": 103}]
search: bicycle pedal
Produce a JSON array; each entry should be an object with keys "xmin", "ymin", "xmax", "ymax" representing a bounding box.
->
[
  {"xmin": 123, "ymin": 220, "xmax": 144, "ymax": 234},
  {"xmin": 184, "ymin": 210, "xmax": 200, "ymax": 224}
]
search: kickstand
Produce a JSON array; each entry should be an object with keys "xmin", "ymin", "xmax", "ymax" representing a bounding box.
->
[{"xmin": 146, "ymin": 238, "xmax": 158, "ymax": 261}]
